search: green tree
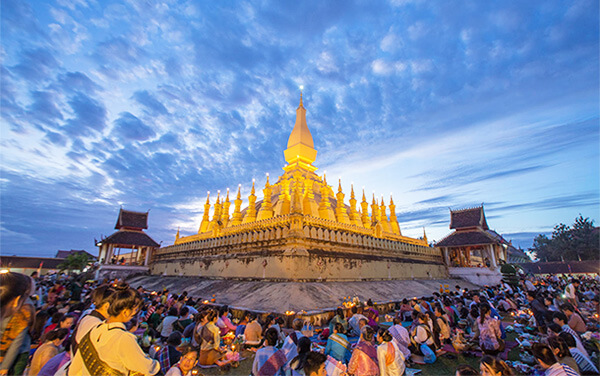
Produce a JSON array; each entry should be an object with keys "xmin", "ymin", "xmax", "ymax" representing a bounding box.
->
[
  {"xmin": 529, "ymin": 215, "xmax": 599, "ymax": 261},
  {"xmin": 57, "ymin": 252, "xmax": 92, "ymax": 273}
]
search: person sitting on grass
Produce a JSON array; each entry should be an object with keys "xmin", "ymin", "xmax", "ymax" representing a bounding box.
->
[
  {"xmin": 325, "ymin": 323, "xmax": 351, "ymax": 364},
  {"xmin": 302, "ymin": 351, "xmax": 328, "ymax": 376},
  {"xmin": 479, "ymin": 355, "xmax": 514, "ymax": 376},
  {"xmin": 559, "ymin": 332, "xmax": 599, "ymax": 375},
  {"xmin": 289, "ymin": 336, "xmax": 312, "ymax": 376},
  {"xmin": 165, "ymin": 344, "xmax": 198, "ymax": 376},
  {"xmin": 531, "ymin": 343, "xmax": 579, "ymax": 376},
  {"xmin": 157, "ymin": 331, "xmax": 183, "ymax": 375},
  {"xmin": 198, "ymin": 308, "xmax": 231, "ymax": 367},
  {"xmin": 252, "ymin": 327, "xmax": 286, "ymax": 376},
  {"xmin": 455, "ymin": 364, "xmax": 478, "ymax": 376},
  {"xmin": 547, "ymin": 336, "xmax": 580, "ymax": 374},
  {"xmin": 377, "ymin": 328, "xmax": 405, "ymax": 376},
  {"xmin": 281, "ymin": 318, "xmax": 305, "ymax": 365},
  {"xmin": 328, "ymin": 308, "xmax": 348, "ymax": 336},
  {"xmin": 348, "ymin": 326, "xmax": 379, "ymax": 376},
  {"xmin": 244, "ymin": 312, "xmax": 263, "ymax": 348}
]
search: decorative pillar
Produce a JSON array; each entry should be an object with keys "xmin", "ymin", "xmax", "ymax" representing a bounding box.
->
[
  {"xmin": 242, "ymin": 180, "xmax": 257, "ymax": 223},
  {"xmin": 230, "ymin": 185, "xmax": 243, "ymax": 226},
  {"xmin": 199, "ymin": 191, "xmax": 211, "ymax": 233},
  {"xmin": 335, "ymin": 179, "xmax": 350, "ymax": 224},
  {"xmin": 360, "ymin": 189, "xmax": 371, "ymax": 229},
  {"xmin": 388, "ymin": 195, "xmax": 401, "ymax": 235},
  {"xmin": 257, "ymin": 174, "xmax": 274, "ymax": 220},
  {"xmin": 348, "ymin": 184, "xmax": 361, "ymax": 226},
  {"xmin": 488, "ymin": 244, "xmax": 497, "ymax": 268},
  {"xmin": 144, "ymin": 247, "xmax": 152, "ymax": 266}
]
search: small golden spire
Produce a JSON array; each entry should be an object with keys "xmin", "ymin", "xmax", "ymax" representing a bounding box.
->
[
  {"xmin": 390, "ymin": 193, "xmax": 394, "ymax": 205},
  {"xmin": 323, "ymin": 173, "xmax": 327, "ymax": 185},
  {"xmin": 350, "ymin": 184, "xmax": 355, "ymax": 199},
  {"xmin": 216, "ymin": 190, "xmax": 220, "ymax": 204},
  {"xmin": 205, "ymin": 191, "xmax": 210, "ymax": 204},
  {"xmin": 362, "ymin": 188, "xmax": 366, "ymax": 202},
  {"xmin": 338, "ymin": 179, "xmax": 343, "ymax": 193},
  {"xmin": 175, "ymin": 227, "xmax": 180, "ymax": 240},
  {"xmin": 251, "ymin": 179, "xmax": 255, "ymax": 194},
  {"xmin": 225, "ymin": 188, "xmax": 230, "ymax": 201},
  {"xmin": 299, "ymin": 88, "xmax": 304, "ymax": 108},
  {"xmin": 266, "ymin": 173, "xmax": 270, "ymax": 187},
  {"xmin": 236, "ymin": 184, "xmax": 241, "ymax": 199}
]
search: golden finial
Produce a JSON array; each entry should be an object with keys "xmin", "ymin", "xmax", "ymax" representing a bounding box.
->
[
  {"xmin": 362, "ymin": 187, "xmax": 366, "ymax": 202},
  {"xmin": 338, "ymin": 179, "xmax": 343, "ymax": 193},
  {"xmin": 323, "ymin": 173, "xmax": 327, "ymax": 185},
  {"xmin": 350, "ymin": 184, "xmax": 355, "ymax": 199},
  {"xmin": 299, "ymin": 86, "xmax": 304, "ymax": 108},
  {"xmin": 266, "ymin": 173, "xmax": 270, "ymax": 186},
  {"xmin": 236, "ymin": 184, "xmax": 241, "ymax": 199},
  {"xmin": 251, "ymin": 179, "xmax": 255, "ymax": 194},
  {"xmin": 380, "ymin": 195, "xmax": 385, "ymax": 205},
  {"xmin": 390, "ymin": 193, "xmax": 394, "ymax": 205},
  {"xmin": 225, "ymin": 188, "xmax": 230, "ymax": 201},
  {"xmin": 216, "ymin": 190, "xmax": 220, "ymax": 204},
  {"xmin": 175, "ymin": 227, "xmax": 180, "ymax": 240},
  {"xmin": 423, "ymin": 227, "xmax": 428, "ymax": 243},
  {"xmin": 205, "ymin": 191, "xmax": 210, "ymax": 204},
  {"xmin": 372, "ymin": 193, "xmax": 377, "ymax": 205}
]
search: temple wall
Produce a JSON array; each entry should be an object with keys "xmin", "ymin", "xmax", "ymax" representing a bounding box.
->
[
  {"xmin": 150, "ymin": 253, "xmax": 447, "ymax": 281},
  {"xmin": 153, "ymin": 221, "xmax": 446, "ymax": 281}
]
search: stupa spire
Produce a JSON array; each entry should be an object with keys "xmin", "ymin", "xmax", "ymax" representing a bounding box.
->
[
  {"xmin": 175, "ymin": 227, "xmax": 180, "ymax": 241},
  {"xmin": 360, "ymin": 188, "xmax": 371, "ymax": 228},
  {"xmin": 230, "ymin": 185, "xmax": 243, "ymax": 226},
  {"xmin": 335, "ymin": 179, "xmax": 350, "ymax": 224},
  {"xmin": 348, "ymin": 185, "xmax": 360, "ymax": 226},
  {"xmin": 243, "ymin": 180, "xmax": 257, "ymax": 223},
  {"xmin": 284, "ymin": 91, "xmax": 317, "ymax": 168},
  {"xmin": 199, "ymin": 191, "xmax": 211, "ymax": 233},
  {"xmin": 423, "ymin": 227, "xmax": 428, "ymax": 244},
  {"xmin": 389, "ymin": 194, "xmax": 401, "ymax": 235},
  {"xmin": 257, "ymin": 173, "xmax": 274, "ymax": 220},
  {"xmin": 221, "ymin": 188, "xmax": 230, "ymax": 227}
]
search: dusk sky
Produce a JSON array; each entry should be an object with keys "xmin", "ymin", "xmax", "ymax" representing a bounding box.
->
[{"xmin": 1, "ymin": 0, "xmax": 598, "ymax": 258}]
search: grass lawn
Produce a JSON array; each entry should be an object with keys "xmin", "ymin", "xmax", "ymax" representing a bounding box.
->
[{"xmin": 197, "ymin": 320, "xmax": 523, "ymax": 375}]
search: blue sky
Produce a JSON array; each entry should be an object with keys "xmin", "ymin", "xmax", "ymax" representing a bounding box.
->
[{"xmin": 1, "ymin": 0, "xmax": 598, "ymax": 258}]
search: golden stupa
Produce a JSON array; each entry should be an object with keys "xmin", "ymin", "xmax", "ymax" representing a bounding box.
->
[{"xmin": 151, "ymin": 94, "xmax": 446, "ymax": 281}]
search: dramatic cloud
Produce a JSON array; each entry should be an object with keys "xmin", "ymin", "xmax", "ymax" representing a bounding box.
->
[{"xmin": 0, "ymin": 0, "xmax": 597, "ymax": 256}]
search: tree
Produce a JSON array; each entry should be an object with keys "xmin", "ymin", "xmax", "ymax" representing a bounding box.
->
[
  {"xmin": 57, "ymin": 252, "xmax": 92, "ymax": 273},
  {"xmin": 529, "ymin": 215, "xmax": 599, "ymax": 261}
]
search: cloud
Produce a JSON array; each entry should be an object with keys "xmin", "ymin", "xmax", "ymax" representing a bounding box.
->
[
  {"xmin": 132, "ymin": 90, "xmax": 169, "ymax": 116},
  {"xmin": 64, "ymin": 93, "xmax": 107, "ymax": 136},
  {"xmin": 112, "ymin": 112, "xmax": 156, "ymax": 141},
  {"xmin": 12, "ymin": 48, "xmax": 59, "ymax": 82}
]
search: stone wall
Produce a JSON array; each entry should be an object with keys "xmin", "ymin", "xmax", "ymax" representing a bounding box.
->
[
  {"xmin": 151, "ymin": 251, "xmax": 446, "ymax": 281},
  {"xmin": 152, "ymin": 221, "xmax": 446, "ymax": 281}
]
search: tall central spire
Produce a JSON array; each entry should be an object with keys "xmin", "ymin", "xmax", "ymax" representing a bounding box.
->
[{"xmin": 284, "ymin": 91, "xmax": 317, "ymax": 168}]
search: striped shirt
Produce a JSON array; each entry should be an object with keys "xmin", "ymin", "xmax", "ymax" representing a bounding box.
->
[
  {"xmin": 544, "ymin": 363, "xmax": 579, "ymax": 376},
  {"xmin": 561, "ymin": 324, "xmax": 590, "ymax": 358},
  {"xmin": 570, "ymin": 348, "xmax": 599, "ymax": 374}
]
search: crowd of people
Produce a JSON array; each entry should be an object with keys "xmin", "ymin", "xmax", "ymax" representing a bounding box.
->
[{"xmin": 0, "ymin": 269, "xmax": 598, "ymax": 376}]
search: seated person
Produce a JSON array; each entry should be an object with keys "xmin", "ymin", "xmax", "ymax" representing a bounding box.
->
[
  {"xmin": 324, "ymin": 323, "xmax": 351, "ymax": 364},
  {"xmin": 156, "ymin": 332, "xmax": 183, "ymax": 375},
  {"xmin": 216, "ymin": 305, "xmax": 237, "ymax": 336},
  {"xmin": 244, "ymin": 312, "xmax": 263, "ymax": 347},
  {"xmin": 328, "ymin": 308, "xmax": 348, "ymax": 335},
  {"xmin": 165, "ymin": 345, "xmax": 198, "ymax": 376},
  {"xmin": 252, "ymin": 328, "xmax": 287, "ymax": 376}
]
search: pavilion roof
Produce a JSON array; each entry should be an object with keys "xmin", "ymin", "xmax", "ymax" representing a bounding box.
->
[
  {"xmin": 435, "ymin": 229, "xmax": 498, "ymax": 247},
  {"xmin": 0, "ymin": 256, "xmax": 65, "ymax": 269},
  {"xmin": 518, "ymin": 261, "xmax": 600, "ymax": 275},
  {"xmin": 450, "ymin": 206, "xmax": 488, "ymax": 230},
  {"xmin": 115, "ymin": 208, "xmax": 148, "ymax": 230},
  {"xmin": 101, "ymin": 230, "xmax": 159, "ymax": 248}
]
